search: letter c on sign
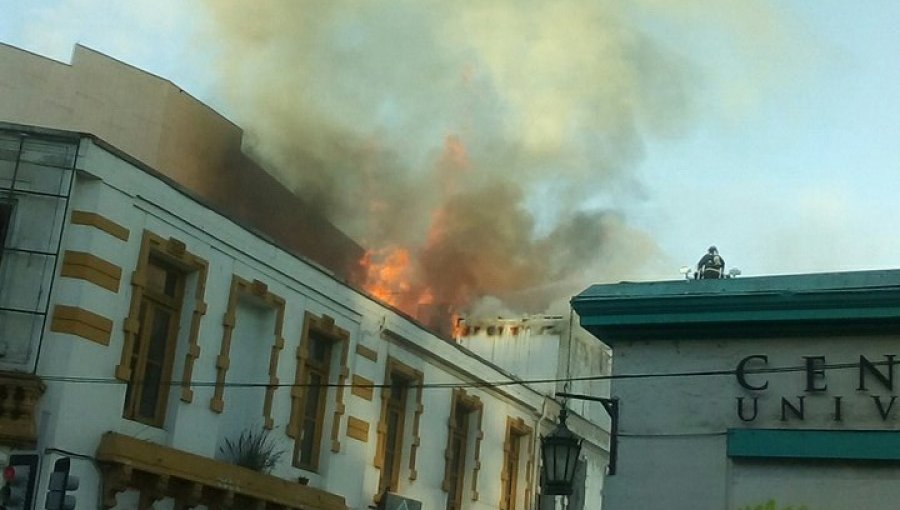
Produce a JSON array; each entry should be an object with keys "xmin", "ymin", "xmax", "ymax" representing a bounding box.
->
[{"xmin": 736, "ymin": 355, "xmax": 769, "ymax": 391}]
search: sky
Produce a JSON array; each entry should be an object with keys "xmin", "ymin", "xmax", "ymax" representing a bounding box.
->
[{"xmin": 2, "ymin": 0, "xmax": 900, "ymax": 294}]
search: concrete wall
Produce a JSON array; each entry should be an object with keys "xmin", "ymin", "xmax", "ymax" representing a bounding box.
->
[
  {"xmin": 457, "ymin": 316, "xmax": 612, "ymax": 428},
  {"xmin": 605, "ymin": 333, "xmax": 900, "ymax": 510}
]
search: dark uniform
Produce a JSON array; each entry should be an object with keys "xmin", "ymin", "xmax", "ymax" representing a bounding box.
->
[{"xmin": 697, "ymin": 246, "xmax": 725, "ymax": 279}]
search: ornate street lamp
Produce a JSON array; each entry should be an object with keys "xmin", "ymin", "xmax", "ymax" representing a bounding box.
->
[{"xmin": 540, "ymin": 408, "xmax": 583, "ymax": 496}]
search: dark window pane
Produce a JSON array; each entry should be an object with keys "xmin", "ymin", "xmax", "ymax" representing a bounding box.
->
[
  {"xmin": 164, "ymin": 267, "xmax": 179, "ymax": 297},
  {"xmin": 146, "ymin": 261, "xmax": 168, "ymax": 296},
  {"xmin": 0, "ymin": 202, "xmax": 12, "ymax": 251},
  {"xmin": 124, "ymin": 302, "xmax": 149, "ymax": 411},
  {"xmin": 298, "ymin": 374, "xmax": 323, "ymax": 463},
  {"xmin": 309, "ymin": 335, "xmax": 330, "ymax": 363},
  {"xmin": 147, "ymin": 309, "xmax": 172, "ymax": 363},
  {"xmin": 139, "ymin": 358, "xmax": 163, "ymax": 418}
]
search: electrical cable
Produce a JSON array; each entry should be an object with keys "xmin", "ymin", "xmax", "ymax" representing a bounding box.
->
[{"xmin": 34, "ymin": 358, "xmax": 891, "ymax": 390}]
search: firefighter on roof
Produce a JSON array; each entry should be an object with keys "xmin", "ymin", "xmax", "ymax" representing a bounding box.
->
[{"xmin": 696, "ymin": 246, "xmax": 725, "ymax": 279}]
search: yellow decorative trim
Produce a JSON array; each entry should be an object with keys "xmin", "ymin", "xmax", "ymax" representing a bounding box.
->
[
  {"xmin": 70, "ymin": 210, "xmax": 130, "ymax": 241},
  {"xmin": 51, "ymin": 304, "xmax": 113, "ymax": 345},
  {"xmin": 351, "ymin": 375, "xmax": 374, "ymax": 401},
  {"xmin": 346, "ymin": 416, "xmax": 370, "ymax": 442},
  {"xmin": 287, "ymin": 312, "xmax": 351, "ymax": 467},
  {"xmin": 374, "ymin": 357, "xmax": 425, "ymax": 481},
  {"xmin": 442, "ymin": 389, "xmax": 484, "ymax": 498},
  {"xmin": 116, "ymin": 231, "xmax": 208, "ymax": 407},
  {"xmin": 60, "ymin": 250, "xmax": 122, "ymax": 293},
  {"xmin": 471, "ymin": 400, "xmax": 484, "ymax": 500},
  {"xmin": 409, "ymin": 372, "xmax": 424, "ymax": 481},
  {"xmin": 500, "ymin": 417, "xmax": 534, "ymax": 510},
  {"xmin": 210, "ymin": 276, "xmax": 286, "ymax": 431},
  {"xmin": 525, "ymin": 423, "xmax": 535, "ymax": 510},
  {"xmin": 355, "ymin": 344, "xmax": 378, "ymax": 362},
  {"xmin": 96, "ymin": 432, "xmax": 347, "ymax": 510}
]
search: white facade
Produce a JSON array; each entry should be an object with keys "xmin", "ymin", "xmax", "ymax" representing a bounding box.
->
[
  {"xmin": 0, "ymin": 42, "xmax": 612, "ymax": 510},
  {"xmin": 0, "ymin": 124, "xmax": 610, "ymax": 509},
  {"xmin": 456, "ymin": 316, "xmax": 613, "ymax": 507}
]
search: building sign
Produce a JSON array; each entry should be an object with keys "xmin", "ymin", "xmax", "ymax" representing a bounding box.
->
[{"xmin": 734, "ymin": 354, "xmax": 897, "ymax": 423}]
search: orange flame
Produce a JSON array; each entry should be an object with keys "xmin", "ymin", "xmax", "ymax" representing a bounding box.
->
[
  {"xmin": 360, "ymin": 246, "xmax": 415, "ymax": 307},
  {"xmin": 358, "ymin": 132, "xmax": 473, "ymax": 334}
]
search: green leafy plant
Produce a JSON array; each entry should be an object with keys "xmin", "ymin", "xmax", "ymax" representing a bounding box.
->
[{"xmin": 219, "ymin": 428, "xmax": 285, "ymax": 473}]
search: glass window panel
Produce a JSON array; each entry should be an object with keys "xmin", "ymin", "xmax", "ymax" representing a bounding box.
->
[
  {"xmin": 0, "ymin": 202, "xmax": 12, "ymax": 250},
  {"xmin": 0, "ymin": 135, "xmax": 20, "ymax": 189},
  {"xmin": 309, "ymin": 335, "xmax": 330, "ymax": 363},
  {"xmin": 0, "ymin": 251, "xmax": 55, "ymax": 312},
  {"xmin": 13, "ymin": 162, "xmax": 72, "ymax": 196},
  {"xmin": 146, "ymin": 261, "xmax": 169, "ymax": 296},
  {"xmin": 4, "ymin": 194, "xmax": 66, "ymax": 253},
  {"xmin": 139, "ymin": 357, "xmax": 163, "ymax": 418},
  {"xmin": 147, "ymin": 308, "xmax": 172, "ymax": 363},
  {"xmin": 0, "ymin": 135, "xmax": 19, "ymax": 161},
  {"xmin": 163, "ymin": 268, "xmax": 179, "ymax": 297},
  {"xmin": 19, "ymin": 139, "xmax": 77, "ymax": 168},
  {"xmin": 125, "ymin": 303, "xmax": 149, "ymax": 412},
  {"xmin": 0, "ymin": 309, "xmax": 43, "ymax": 365}
]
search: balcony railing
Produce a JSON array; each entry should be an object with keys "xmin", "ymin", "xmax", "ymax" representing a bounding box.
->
[
  {"xmin": 96, "ymin": 432, "xmax": 348, "ymax": 510},
  {"xmin": 0, "ymin": 371, "xmax": 45, "ymax": 447}
]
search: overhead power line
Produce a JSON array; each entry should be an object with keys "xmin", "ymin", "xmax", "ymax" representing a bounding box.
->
[{"xmin": 35, "ymin": 358, "xmax": 891, "ymax": 390}]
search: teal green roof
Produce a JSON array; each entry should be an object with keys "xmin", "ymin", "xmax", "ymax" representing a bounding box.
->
[{"xmin": 571, "ymin": 269, "xmax": 900, "ymax": 342}]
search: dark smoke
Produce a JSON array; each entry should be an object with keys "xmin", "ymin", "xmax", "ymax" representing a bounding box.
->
[{"xmin": 197, "ymin": 0, "xmax": 794, "ymax": 318}]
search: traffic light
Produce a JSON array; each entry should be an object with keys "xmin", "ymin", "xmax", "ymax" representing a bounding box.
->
[
  {"xmin": 1, "ymin": 454, "xmax": 38, "ymax": 510},
  {"xmin": 44, "ymin": 457, "xmax": 78, "ymax": 510}
]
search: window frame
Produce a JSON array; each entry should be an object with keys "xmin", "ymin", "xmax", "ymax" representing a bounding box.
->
[
  {"xmin": 500, "ymin": 417, "xmax": 534, "ymax": 510},
  {"xmin": 374, "ymin": 357, "xmax": 424, "ymax": 498},
  {"xmin": 380, "ymin": 374, "xmax": 410, "ymax": 495},
  {"xmin": 0, "ymin": 200, "xmax": 13, "ymax": 253},
  {"xmin": 209, "ymin": 275, "xmax": 287, "ymax": 427},
  {"xmin": 122, "ymin": 255, "xmax": 186, "ymax": 426},
  {"xmin": 287, "ymin": 312, "xmax": 350, "ymax": 472},
  {"xmin": 294, "ymin": 332, "xmax": 333, "ymax": 470},
  {"xmin": 116, "ymin": 231, "xmax": 209, "ymax": 427},
  {"xmin": 442, "ymin": 389, "xmax": 484, "ymax": 509}
]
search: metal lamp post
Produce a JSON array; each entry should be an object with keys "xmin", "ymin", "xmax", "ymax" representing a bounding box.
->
[{"xmin": 540, "ymin": 408, "xmax": 583, "ymax": 496}]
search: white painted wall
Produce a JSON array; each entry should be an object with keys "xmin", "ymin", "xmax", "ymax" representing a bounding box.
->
[
  {"xmin": 0, "ymin": 132, "xmax": 610, "ymax": 510},
  {"xmin": 605, "ymin": 334, "xmax": 900, "ymax": 510}
]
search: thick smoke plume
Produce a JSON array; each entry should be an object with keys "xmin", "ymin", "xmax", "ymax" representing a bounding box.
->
[{"xmin": 199, "ymin": 1, "xmax": 783, "ymax": 324}]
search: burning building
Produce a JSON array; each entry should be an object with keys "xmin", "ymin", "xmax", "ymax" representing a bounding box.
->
[{"xmin": 0, "ymin": 44, "xmax": 612, "ymax": 510}]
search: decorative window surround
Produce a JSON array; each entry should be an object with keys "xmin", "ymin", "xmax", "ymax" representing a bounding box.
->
[
  {"xmin": 116, "ymin": 231, "xmax": 208, "ymax": 405},
  {"xmin": 442, "ymin": 388, "xmax": 485, "ymax": 503},
  {"xmin": 500, "ymin": 417, "xmax": 534, "ymax": 510},
  {"xmin": 287, "ymin": 312, "xmax": 351, "ymax": 456},
  {"xmin": 210, "ymin": 275, "xmax": 286, "ymax": 430},
  {"xmin": 374, "ymin": 357, "xmax": 425, "ymax": 481}
]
